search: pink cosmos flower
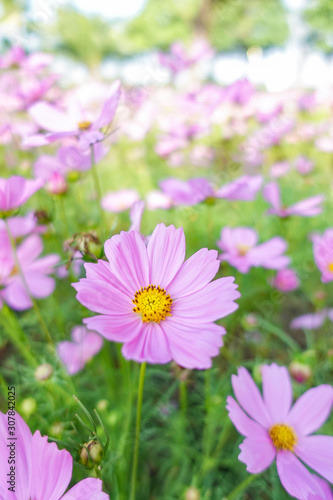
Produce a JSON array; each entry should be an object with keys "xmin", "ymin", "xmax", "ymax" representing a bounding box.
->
[
  {"xmin": 271, "ymin": 269, "xmax": 299, "ymax": 292},
  {"xmin": 146, "ymin": 190, "xmax": 173, "ymax": 210},
  {"xmin": 129, "ymin": 200, "xmax": 145, "ymax": 232},
  {"xmin": 217, "ymin": 227, "xmax": 290, "ymax": 273},
  {"xmin": 57, "ymin": 325, "xmax": 103, "ymax": 375},
  {"xmin": 159, "ymin": 178, "xmax": 214, "ymax": 206},
  {"xmin": 158, "ymin": 39, "xmax": 213, "ymax": 74},
  {"xmin": 24, "ymin": 80, "xmax": 120, "ymax": 148},
  {"xmin": 295, "ymin": 156, "xmax": 314, "ymax": 175},
  {"xmin": 312, "ymin": 229, "xmax": 333, "ymax": 283},
  {"xmin": 0, "ymin": 176, "xmax": 44, "ymax": 215},
  {"xmin": 73, "ymin": 223, "xmax": 240, "ymax": 369},
  {"xmin": 226, "ymin": 364, "xmax": 333, "ymax": 500},
  {"xmin": 0, "ymin": 234, "xmax": 59, "ymax": 310},
  {"xmin": 101, "ymin": 189, "xmax": 140, "ymax": 213},
  {"xmin": 216, "ymin": 175, "xmax": 263, "ymax": 201},
  {"xmin": 263, "ymin": 182, "xmax": 324, "ymax": 217},
  {"xmin": 269, "ymin": 161, "xmax": 291, "ymax": 178},
  {"xmin": 290, "ymin": 309, "xmax": 333, "ymax": 330},
  {"xmin": 0, "ymin": 411, "xmax": 109, "ymax": 499}
]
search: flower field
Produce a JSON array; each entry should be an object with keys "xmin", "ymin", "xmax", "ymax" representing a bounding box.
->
[{"xmin": 0, "ymin": 42, "xmax": 332, "ymax": 499}]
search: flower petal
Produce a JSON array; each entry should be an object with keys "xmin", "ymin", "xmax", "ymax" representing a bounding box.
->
[
  {"xmin": 72, "ymin": 279, "xmax": 130, "ymax": 315},
  {"xmin": 30, "ymin": 431, "xmax": 72, "ymax": 500},
  {"xmin": 296, "ymin": 435, "xmax": 333, "ymax": 483},
  {"xmin": 276, "ymin": 451, "xmax": 324, "ymax": 500},
  {"xmin": 147, "ymin": 224, "xmax": 185, "ymax": 288},
  {"xmin": 172, "ymin": 277, "xmax": 240, "ymax": 322},
  {"xmin": 121, "ymin": 321, "xmax": 172, "ymax": 364},
  {"xmin": 262, "ymin": 364, "xmax": 292, "ymax": 423},
  {"xmin": 226, "ymin": 396, "xmax": 267, "ymax": 437},
  {"xmin": 232, "ymin": 367, "xmax": 272, "ymax": 427},
  {"xmin": 83, "ymin": 314, "xmax": 143, "ymax": 343},
  {"xmin": 62, "ymin": 478, "xmax": 109, "ymax": 500},
  {"xmin": 104, "ymin": 230, "xmax": 149, "ymax": 293},
  {"xmin": 167, "ymin": 248, "xmax": 219, "ymax": 298},
  {"xmin": 238, "ymin": 434, "xmax": 276, "ymax": 473},
  {"xmin": 286, "ymin": 385, "xmax": 333, "ymax": 436}
]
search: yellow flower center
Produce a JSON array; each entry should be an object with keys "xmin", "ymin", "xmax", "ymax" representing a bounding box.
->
[
  {"xmin": 132, "ymin": 285, "xmax": 173, "ymax": 323},
  {"xmin": 269, "ymin": 424, "xmax": 297, "ymax": 451},
  {"xmin": 327, "ymin": 262, "xmax": 333, "ymax": 273},
  {"xmin": 237, "ymin": 244, "xmax": 251, "ymax": 256},
  {"xmin": 78, "ymin": 120, "xmax": 92, "ymax": 131}
]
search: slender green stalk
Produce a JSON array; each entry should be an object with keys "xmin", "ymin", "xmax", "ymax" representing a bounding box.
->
[
  {"xmin": 179, "ymin": 379, "xmax": 187, "ymax": 419},
  {"xmin": 257, "ymin": 317, "xmax": 299, "ymax": 352},
  {"xmin": 129, "ymin": 362, "xmax": 146, "ymax": 500},
  {"xmin": 90, "ymin": 145, "xmax": 107, "ymax": 231},
  {"xmin": 4, "ymin": 220, "xmax": 53, "ymax": 344},
  {"xmin": 225, "ymin": 473, "xmax": 259, "ymax": 500},
  {"xmin": 58, "ymin": 195, "xmax": 70, "ymax": 238}
]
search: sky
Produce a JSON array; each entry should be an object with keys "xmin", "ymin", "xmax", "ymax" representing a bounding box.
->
[{"xmin": 64, "ymin": 0, "xmax": 147, "ymax": 19}]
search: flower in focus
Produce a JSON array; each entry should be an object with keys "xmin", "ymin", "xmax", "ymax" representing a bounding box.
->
[
  {"xmin": 312, "ymin": 229, "xmax": 333, "ymax": 283},
  {"xmin": 226, "ymin": 364, "xmax": 333, "ymax": 500},
  {"xmin": 101, "ymin": 189, "xmax": 140, "ymax": 213},
  {"xmin": 0, "ymin": 234, "xmax": 59, "ymax": 310},
  {"xmin": 271, "ymin": 269, "xmax": 299, "ymax": 292},
  {"xmin": 73, "ymin": 223, "xmax": 240, "ymax": 369},
  {"xmin": 24, "ymin": 80, "xmax": 121, "ymax": 148},
  {"xmin": 217, "ymin": 227, "xmax": 290, "ymax": 273},
  {"xmin": 0, "ymin": 411, "xmax": 109, "ymax": 499},
  {"xmin": 0, "ymin": 176, "xmax": 44, "ymax": 216},
  {"xmin": 263, "ymin": 182, "xmax": 323, "ymax": 218}
]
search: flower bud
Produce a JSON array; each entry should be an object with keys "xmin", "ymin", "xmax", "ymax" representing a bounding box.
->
[
  {"xmin": 80, "ymin": 439, "xmax": 103, "ymax": 466},
  {"xmin": 289, "ymin": 361, "xmax": 312, "ymax": 383},
  {"xmin": 185, "ymin": 487, "xmax": 200, "ymax": 500},
  {"xmin": 20, "ymin": 397, "xmax": 37, "ymax": 417},
  {"xmin": 35, "ymin": 363, "xmax": 53, "ymax": 381},
  {"xmin": 46, "ymin": 173, "xmax": 68, "ymax": 195}
]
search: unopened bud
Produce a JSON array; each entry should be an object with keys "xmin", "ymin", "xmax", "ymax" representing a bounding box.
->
[
  {"xmin": 46, "ymin": 173, "xmax": 68, "ymax": 195},
  {"xmin": 185, "ymin": 487, "xmax": 200, "ymax": 500},
  {"xmin": 35, "ymin": 363, "xmax": 53, "ymax": 381},
  {"xmin": 20, "ymin": 397, "xmax": 37, "ymax": 417},
  {"xmin": 80, "ymin": 439, "xmax": 103, "ymax": 466},
  {"xmin": 289, "ymin": 361, "xmax": 311, "ymax": 383}
]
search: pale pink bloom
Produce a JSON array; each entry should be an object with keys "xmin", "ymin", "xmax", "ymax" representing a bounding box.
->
[
  {"xmin": 0, "ymin": 411, "xmax": 109, "ymax": 499},
  {"xmin": 57, "ymin": 325, "xmax": 103, "ymax": 375},
  {"xmin": 271, "ymin": 269, "xmax": 299, "ymax": 292},
  {"xmin": 0, "ymin": 234, "xmax": 59, "ymax": 310},
  {"xmin": 73, "ymin": 224, "xmax": 240, "ymax": 369},
  {"xmin": 222, "ymin": 79, "xmax": 254, "ymax": 106},
  {"xmin": 0, "ymin": 176, "xmax": 44, "ymax": 214},
  {"xmin": 217, "ymin": 227, "xmax": 289, "ymax": 273},
  {"xmin": 290, "ymin": 309, "xmax": 333, "ymax": 330},
  {"xmin": 312, "ymin": 229, "xmax": 333, "ymax": 283},
  {"xmin": 159, "ymin": 178, "xmax": 214, "ymax": 206},
  {"xmin": 24, "ymin": 80, "xmax": 120, "ymax": 148},
  {"xmin": 295, "ymin": 156, "xmax": 314, "ymax": 175},
  {"xmin": 101, "ymin": 189, "xmax": 140, "ymax": 213},
  {"xmin": 315, "ymin": 136, "xmax": 333, "ymax": 153},
  {"xmin": 226, "ymin": 364, "xmax": 333, "ymax": 500},
  {"xmin": 270, "ymin": 161, "xmax": 291, "ymax": 178},
  {"xmin": 158, "ymin": 39, "xmax": 213, "ymax": 74},
  {"xmin": 0, "ymin": 213, "xmax": 44, "ymax": 239},
  {"xmin": 263, "ymin": 182, "xmax": 324, "ymax": 217},
  {"xmin": 129, "ymin": 200, "xmax": 145, "ymax": 232},
  {"xmin": 146, "ymin": 190, "xmax": 173, "ymax": 210},
  {"xmin": 216, "ymin": 176, "xmax": 263, "ymax": 201},
  {"xmin": 189, "ymin": 145, "xmax": 215, "ymax": 167}
]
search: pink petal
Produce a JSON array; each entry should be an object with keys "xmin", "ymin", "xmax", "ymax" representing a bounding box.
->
[
  {"xmin": 286, "ymin": 385, "xmax": 333, "ymax": 436},
  {"xmin": 30, "ymin": 431, "xmax": 73, "ymax": 500},
  {"xmin": 121, "ymin": 322, "xmax": 172, "ymax": 364},
  {"xmin": 0, "ymin": 411, "xmax": 32, "ymax": 500},
  {"xmin": 232, "ymin": 367, "xmax": 272, "ymax": 427},
  {"xmin": 167, "ymin": 248, "xmax": 219, "ymax": 298},
  {"xmin": 104, "ymin": 230, "xmax": 149, "ymax": 293},
  {"xmin": 73, "ymin": 279, "xmax": 130, "ymax": 316},
  {"xmin": 296, "ymin": 435, "xmax": 333, "ymax": 483},
  {"xmin": 84, "ymin": 315, "xmax": 143, "ymax": 343},
  {"xmin": 276, "ymin": 451, "xmax": 325, "ymax": 500},
  {"xmin": 263, "ymin": 182, "xmax": 281, "ymax": 210},
  {"xmin": 62, "ymin": 477, "xmax": 109, "ymax": 500},
  {"xmin": 57, "ymin": 341, "xmax": 84, "ymax": 375},
  {"xmin": 147, "ymin": 224, "xmax": 185, "ymax": 289},
  {"xmin": 24, "ymin": 273, "xmax": 56, "ymax": 299},
  {"xmin": 2, "ymin": 279, "xmax": 33, "ymax": 310},
  {"xmin": 84, "ymin": 260, "xmax": 132, "ymax": 298},
  {"xmin": 226, "ymin": 396, "xmax": 267, "ymax": 437},
  {"xmin": 16, "ymin": 234, "xmax": 43, "ymax": 267},
  {"xmin": 238, "ymin": 434, "xmax": 276, "ymax": 473},
  {"xmin": 93, "ymin": 80, "xmax": 121, "ymax": 130},
  {"xmin": 172, "ymin": 277, "xmax": 240, "ymax": 322},
  {"xmin": 262, "ymin": 364, "xmax": 292, "ymax": 422},
  {"xmin": 28, "ymin": 102, "xmax": 76, "ymax": 132}
]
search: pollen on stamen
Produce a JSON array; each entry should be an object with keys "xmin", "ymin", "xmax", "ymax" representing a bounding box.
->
[
  {"xmin": 269, "ymin": 424, "xmax": 297, "ymax": 451},
  {"xmin": 132, "ymin": 284, "xmax": 173, "ymax": 323},
  {"xmin": 78, "ymin": 120, "xmax": 92, "ymax": 131}
]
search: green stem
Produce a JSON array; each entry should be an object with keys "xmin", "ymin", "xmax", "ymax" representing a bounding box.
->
[
  {"xmin": 257, "ymin": 318, "xmax": 299, "ymax": 352},
  {"xmin": 90, "ymin": 145, "xmax": 107, "ymax": 232},
  {"xmin": 179, "ymin": 379, "xmax": 187, "ymax": 419},
  {"xmin": 4, "ymin": 220, "xmax": 53, "ymax": 344},
  {"xmin": 129, "ymin": 362, "xmax": 146, "ymax": 500},
  {"xmin": 225, "ymin": 473, "xmax": 259, "ymax": 500},
  {"xmin": 58, "ymin": 195, "xmax": 70, "ymax": 238}
]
